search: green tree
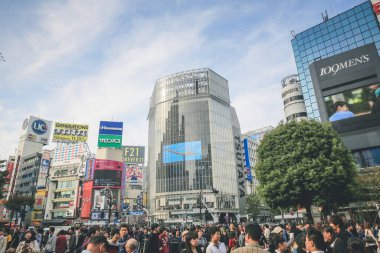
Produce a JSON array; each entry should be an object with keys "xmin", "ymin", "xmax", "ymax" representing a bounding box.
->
[
  {"xmin": 255, "ymin": 120, "xmax": 357, "ymax": 222},
  {"xmin": 246, "ymin": 193, "xmax": 262, "ymax": 222},
  {"xmin": 5, "ymin": 195, "xmax": 35, "ymax": 223},
  {"xmin": 0, "ymin": 171, "xmax": 7, "ymax": 198}
]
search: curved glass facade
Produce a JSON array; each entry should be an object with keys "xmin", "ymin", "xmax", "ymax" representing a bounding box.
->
[{"xmin": 148, "ymin": 69, "xmax": 243, "ymax": 222}]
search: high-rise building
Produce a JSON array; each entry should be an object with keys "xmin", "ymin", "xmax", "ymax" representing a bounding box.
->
[
  {"xmin": 291, "ymin": 1, "xmax": 380, "ymax": 120},
  {"xmin": 281, "ymin": 75, "xmax": 307, "ymax": 122},
  {"xmin": 44, "ymin": 142, "xmax": 89, "ymax": 225},
  {"xmin": 242, "ymin": 126, "xmax": 274, "ymax": 195},
  {"xmin": 147, "ymin": 68, "xmax": 245, "ymax": 224}
]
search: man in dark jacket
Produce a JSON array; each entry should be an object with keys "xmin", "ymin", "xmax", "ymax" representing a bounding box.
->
[
  {"xmin": 118, "ymin": 225, "xmax": 129, "ymax": 253},
  {"xmin": 329, "ymin": 215, "xmax": 352, "ymax": 244},
  {"xmin": 144, "ymin": 224, "xmax": 160, "ymax": 253},
  {"xmin": 322, "ymin": 225, "xmax": 346, "ymax": 253}
]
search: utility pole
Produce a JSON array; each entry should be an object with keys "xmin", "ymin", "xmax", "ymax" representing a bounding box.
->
[{"xmin": 199, "ymin": 189, "xmax": 202, "ymax": 224}]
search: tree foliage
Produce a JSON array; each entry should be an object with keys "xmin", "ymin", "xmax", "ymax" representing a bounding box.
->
[
  {"xmin": 5, "ymin": 195, "xmax": 35, "ymax": 211},
  {"xmin": 0, "ymin": 171, "xmax": 7, "ymax": 198},
  {"xmin": 246, "ymin": 193, "xmax": 262, "ymax": 221},
  {"xmin": 255, "ymin": 120, "xmax": 357, "ymax": 222}
]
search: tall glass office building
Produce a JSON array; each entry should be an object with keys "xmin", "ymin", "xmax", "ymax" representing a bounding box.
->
[
  {"xmin": 147, "ymin": 69, "xmax": 245, "ymax": 223},
  {"xmin": 291, "ymin": 1, "xmax": 380, "ymax": 120}
]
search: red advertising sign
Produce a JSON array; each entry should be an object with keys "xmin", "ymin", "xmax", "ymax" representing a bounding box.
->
[
  {"xmin": 94, "ymin": 159, "xmax": 123, "ymax": 171},
  {"xmin": 80, "ymin": 181, "xmax": 93, "ymax": 219}
]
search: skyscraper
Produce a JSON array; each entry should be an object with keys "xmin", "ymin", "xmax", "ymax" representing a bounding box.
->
[
  {"xmin": 291, "ymin": 1, "xmax": 380, "ymax": 120},
  {"xmin": 147, "ymin": 68, "xmax": 245, "ymax": 223}
]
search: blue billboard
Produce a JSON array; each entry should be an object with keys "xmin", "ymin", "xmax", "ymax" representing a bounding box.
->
[
  {"xmin": 163, "ymin": 141, "xmax": 202, "ymax": 163},
  {"xmin": 99, "ymin": 121, "xmax": 123, "ymax": 136},
  {"xmin": 243, "ymin": 139, "xmax": 253, "ymax": 183}
]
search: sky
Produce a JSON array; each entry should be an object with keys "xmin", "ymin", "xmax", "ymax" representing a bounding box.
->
[{"xmin": 0, "ymin": 0, "xmax": 364, "ymax": 158}]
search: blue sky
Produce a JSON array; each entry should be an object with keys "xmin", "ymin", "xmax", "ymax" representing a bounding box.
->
[{"xmin": 0, "ymin": 0, "xmax": 364, "ymax": 158}]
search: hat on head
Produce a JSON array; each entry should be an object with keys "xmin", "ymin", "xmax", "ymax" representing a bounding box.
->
[
  {"xmin": 273, "ymin": 226, "xmax": 283, "ymax": 234},
  {"xmin": 375, "ymin": 88, "xmax": 380, "ymax": 97}
]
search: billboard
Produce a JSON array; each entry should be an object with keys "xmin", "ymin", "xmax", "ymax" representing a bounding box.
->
[
  {"xmin": 123, "ymin": 146, "xmax": 145, "ymax": 164},
  {"xmin": 93, "ymin": 170, "xmax": 122, "ymax": 187},
  {"xmin": 53, "ymin": 122, "xmax": 89, "ymax": 143},
  {"xmin": 98, "ymin": 134, "xmax": 122, "ymax": 148},
  {"xmin": 92, "ymin": 190, "xmax": 109, "ymax": 210},
  {"xmin": 163, "ymin": 141, "xmax": 202, "ymax": 163},
  {"xmin": 80, "ymin": 181, "xmax": 93, "ymax": 219},
  {"xmin": 26, "ymin": 116, "xmax": 52, "ymax": 145},
  {"xmin": 98, "ymin": 121, "xmax": 123, "ymax": 148},
  {"xmin": 243, "ymin": 139, "xmax": 252, "ymax": 183},
  {"xmin": 34, "ymin": 190, "xmax": 46, "ymax": 210},
  {"xmin": 126, "ymin": 165, "xmax": 143, "ymax": 185},
  {"xmin": 99, "ymin": 121, "xmax": 123, "ymax": 135},
  {"xmin": 325, "ymin": 83, "xmax": 380, "ymax": 122}
]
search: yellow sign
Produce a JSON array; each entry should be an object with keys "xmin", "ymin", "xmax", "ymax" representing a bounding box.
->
[{"xmin": 53, "ymin": 122, "xmax": 89, "ymax": 143}]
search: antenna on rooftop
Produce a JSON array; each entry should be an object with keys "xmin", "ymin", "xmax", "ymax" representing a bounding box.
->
[
  {"xmin": 0, "ymin": 52, "xmax": 5, "ymax": 62},
  {"xmin": 322, "ymin": 10, "xmax": 329, "ymax": 22},
  {"xmin": 290, "ymin": 30, "xmax": 296, "ymax": 39}
]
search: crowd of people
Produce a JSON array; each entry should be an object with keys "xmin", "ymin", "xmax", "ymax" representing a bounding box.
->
[{"xmin": 1, "ymin": 215, "xmax": 380, "ymax": 253}]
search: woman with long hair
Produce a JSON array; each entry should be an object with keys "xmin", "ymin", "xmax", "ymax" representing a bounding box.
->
[
  {"xmin": 180, "ymin": 231, "xmax": 202, "ymax": 253},
  {"xmin": 364, "ymin": 222, "xmax": 379, "ymax": 253},
  {"xmin": 268, "ymin": 233, "xmax": 287, "ymax": 253}
]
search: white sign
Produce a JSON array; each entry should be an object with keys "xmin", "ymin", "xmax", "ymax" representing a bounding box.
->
[{"xmin": 26, "ymin": 116, "xmax": 52, "ymax": 145}]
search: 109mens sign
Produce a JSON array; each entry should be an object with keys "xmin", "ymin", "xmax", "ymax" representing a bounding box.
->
[
  {"xmin": 98, "ymin": 121, "xmax": 123, "ymax": 148},
  {"xmin": 320, "ymin": 54, "xmax": 370, "ymax": 76}
]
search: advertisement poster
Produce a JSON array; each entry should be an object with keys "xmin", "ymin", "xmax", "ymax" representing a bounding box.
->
[
  {"xmin": 126, "ymin": 166, "xmax": 143, "ymax": 185},
  {"xmin": 92, "ymin": 190, "xmax": 109, "ymax": 210},
  {"xmin": 53, "ymin": 122, "xmax": 89, "ymax": 143},
  {"xmin": 80, "ymin": 181, "xmax": 93, "ymax": 219}
]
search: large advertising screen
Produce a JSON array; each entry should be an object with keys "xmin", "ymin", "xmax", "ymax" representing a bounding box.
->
[
  {"xmin": 324, "ymin": 83, "xmax": 380, "ymax": 122},
  {"xmin": 53, "ymin": 122, "xmax": 89, "ymax": 143},
  {"xmin": 93, "ymin": 170, "xmax": 122, "ymax": 187},
  {"xmin": 26, "ymin": 116, "xmax": 52, "ymax": 145},
  {"xmin": 123, "ymin": 146, "xmax": 145, "ymax": 164},
  {"xmin": 163, "ymin": 141, "xmax": 202, "ymax": 163},
  {"xmin": 126, "ymin": 165, "xmax": 143, "ymax": 185}
]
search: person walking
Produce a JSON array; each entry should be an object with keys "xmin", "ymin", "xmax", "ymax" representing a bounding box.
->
[
  {"xmin": 144, "ymin": 224, "xmax": 160, "ymax": 253},
  {"xmin": 179, "ymin": 231, "xmax": 203, "ymax": 253},
  {"xmin": 15, "ymin": 231, "xmax": 40, "ymax": 253},
  {"xmin": 0, "ymin": 230, "xmax": 7, "ymax": 253},
  {"xmin": 232, "ymin": 224, "xmax": 267, "ymax": 253},
  {"xmin": 206, "ymin": 226, "xmax": 227, "ymax": 253},
  {"xmin": 55, "ymin": 231, "xmax": 67, "ymax": 253},
  {"xmin": 45, "ymin": 227, "xmax": 57, "ymax": 253}
]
